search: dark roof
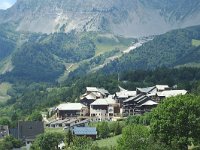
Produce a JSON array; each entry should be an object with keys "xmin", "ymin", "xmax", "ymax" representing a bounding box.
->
[
  {"xmin": 123, "ymin": 94, "xmax": 152, "ymax": 105},
  {"xmin": 0, "ymin": 125, "xmax": 9, "ymax": 138},
  {"xmin": 18, "ymin": 121, "xmax": 44, "ymax": 140},
  {"xmin": 73, "ymin": 127, "xmax": 97, "ymax": 135}
]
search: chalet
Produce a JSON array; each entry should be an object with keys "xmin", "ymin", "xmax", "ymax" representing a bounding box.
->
[
  {"xmin": 90, "ymin": 98, "xmax": 120, "ymax": 121},
  {"xmin": 80, "ymin": 92, "xmax": 97, "ymax": 108},
  {"xmin": 0, "ymin": 125, "xmax": 9, "ymax": 139},
  {"xmin": 114, "ymin": 87, "xmax": 136, "ymax": 106},
  {"xmin": 56, "ymin": 103, "xmax": 88, "ymax": 119},
  {"xmin": 72, "ymin": 127, "xmax": 97, "ymax": 139},
  {"xmin": 123, "ymin": 94, "xmax": 158, "ymax": 116},
  {"xmin": 80, "ymin": 87, "xmax": 110, "ymax": 107},
  {"xmin": 86, "ymin": 87, "xmax": 109, "ymax": 97}
]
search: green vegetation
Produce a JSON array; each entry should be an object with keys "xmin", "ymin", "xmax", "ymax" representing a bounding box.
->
[
  {"xmin": 0, "ymin": 82, "xmax": 12, "ymax": 103},
  {"xmin": 151, "ymin": 95, "xmax": 200, "ymax": 150},
  {"xmin": 0, "ymin": 28, "xmax": 133, "ymax": 82},
  {"xmin": 9, "ymin": 43, "xmax": 65, "ymax": 82},
  {"xmin": 192, "ymin": 39, "xmax": 200, "ymax": 47},
  {"xmin": 1, "ymin": 67, "xmax": 200, "ymax": 122},
  {"xmin": 95, "ymin": 134, "xmax": 121, "ymax": 148},
  {"xmin": 0, "ymin": 136, "xmax": 23, "ymax": 150},
  {"xmin": 31, "ymin": 132, "xmax": 65, "ymax": 150},
  {"xmin": 102, "ymin": 25, "xmax": 200, "ymax": 74},
  {"xmin": 97, "ymin": 122, "xmax": 110, "ymax": 138},
  {"xmin": 117, "ymin": 125, "xmax": 150, "ymax": 150},
  {"xmin": 15, "ymin": 94, "xmax": 200, "ymax": 150},
  {"xmin": 0, "ymin": 24, "xmax": 18, "ymax": 61},
  {"xmin": 28, "ymin": 111, "xmax": 43, "ymax": 121},
  {"xmin": 45, "ymin": 127, "xmax": 64, "ymax": 134}
]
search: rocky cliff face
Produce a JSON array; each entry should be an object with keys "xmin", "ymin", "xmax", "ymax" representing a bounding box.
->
[{"xmin": 0, "ymin": 0, "xmax": 200, "ymax": 37}]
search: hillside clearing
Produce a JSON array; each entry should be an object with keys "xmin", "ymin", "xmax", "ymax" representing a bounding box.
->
[
  {"xmin": 0, "ymin": 82, "xmax": 12, "ymax": 103},
  {"xmin": 192, "ymin": 39, "xmax": 200, "ymax": 47}
]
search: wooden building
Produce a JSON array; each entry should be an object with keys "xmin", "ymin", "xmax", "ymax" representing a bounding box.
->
[
  {"xmin": 123, "ymin": 94, "xmax": 158, "ymax": 116},
  {"xmin": 56, "ymin": 103, "xmax": 88, "ymax": 119},
  {"xmin": 90, "ymin": 98, "xmax": 120, "ymax": 121},
  {"xmin": 80, "ymin": 87, "xmax": 110, "ymax": 108}
]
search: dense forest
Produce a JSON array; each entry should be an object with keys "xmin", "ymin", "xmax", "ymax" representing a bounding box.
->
[
  {"xmin": 0, "ymin": 24, "xmax": 19, "ymax": 60},
  {"xmin": 101, "ymin": 25, "xmax": 200, "ymax": 74}
]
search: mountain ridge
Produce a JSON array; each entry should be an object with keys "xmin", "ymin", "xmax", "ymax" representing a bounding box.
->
[{"xmin": 0, "ymin": 0, "xmax": 200, "ymax": 37}]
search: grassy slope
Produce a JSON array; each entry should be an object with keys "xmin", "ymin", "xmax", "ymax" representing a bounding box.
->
[
  {"xmin": 192, "ymin": 39, "xmax": 200, "ymax": 47},
  {"xmin": 58, "ymin": 33, "xmax": 134, "ymax": 82},
  {"xmin": 95, "ymin": 135, "xmax": 121, "ymax": 148},
  {"xmin": 0, "ymin": 82, "xmax": 12, "ymax": 103},
  {"xmin": 45, "ymin": 127, "xmax": 65, "ymax": 133}
]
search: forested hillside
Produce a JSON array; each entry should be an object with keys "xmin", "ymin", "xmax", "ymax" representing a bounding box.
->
[
  {"xmin": 102, "ymin": 25, "xmax": 200, "ymax": 74},
  {"xmin": 0, "ymin": 29, "xmax": 133, "ymax": 82},
  {"xmin": 0, "ymin": 24, "xmax": 18, "ymax": 60}
]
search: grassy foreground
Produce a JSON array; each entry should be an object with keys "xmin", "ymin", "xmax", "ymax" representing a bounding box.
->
[{"xmin": 95, "ymin": 135, "xmax": 121, "ymax": 148}]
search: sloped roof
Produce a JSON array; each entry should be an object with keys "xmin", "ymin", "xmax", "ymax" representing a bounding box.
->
[
  {"xmin": 73, "ymin": 127, "xmax": 97, "ymax": 135},
  {"xmin": 56, "ymin": 103, "xmax": 87, "ymax": 111},
  {"xmin": 140, "ymin": 100, "xmax": 158, "ymax": 106},
  {"xmin": 91, "ymin": 98, "xmax": 116, "ymax": 105},
  {"xmin": 124, "ymin": 94, "xmax": 146, "ymax": 103},
  {"xmin": 118, "ymin": 86, "xmax": 126, "ymax": 91},
  {"xmin": 98, "ymin": 88, "xmax": 110, "ymax": 95},
  {"xmin": 157, "ymin": 90, "xmax": 187, "ymax": 98},
  {"xmin": 50, "ymin": 118, "xmax": 69, "ymax": 125},
  {"xmin": 156, "ymin": 85, "xmax": 169, "ymax": 91},
  {"xmin": 123, "ymin": 94, "xmax": 153, "ymax": 106},
  {"xmin": 18, "ymin": 121, "xmax": 44, "ymax": 140},
  {"xmin": 85, "ymin": 87, "xmax": 109, "ymax": 97},
  {"xmin": 136, "ymin": 86, "xmax": 156, "ymax": 93},
  {"xmin": 73, "ymin": 119, "xmax": 90, "ymax": 127},
  {"xmin": 85, "ymin": 93, "xmax": 97, "ymax": 100},
  {"xmin": 65, "ymin": 119, "xmax": 78, "ymax": 125},
  {"xmin": 116, "ymin": 90, "xmax": 136, "ymax": 98},
  {"xmin": 86, "ymin": 87, "xmax": 98, "ymax": 92}
]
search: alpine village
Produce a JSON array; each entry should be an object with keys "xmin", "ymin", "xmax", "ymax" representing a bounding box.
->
[{"xmin": 0, "ymin": 0, "xmax": 200, "ymax": 150}]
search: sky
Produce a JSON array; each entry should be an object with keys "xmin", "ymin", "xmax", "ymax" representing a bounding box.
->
[{"xmin": 0, "ymin": 0, "xmax": 16, "ymax": 10}]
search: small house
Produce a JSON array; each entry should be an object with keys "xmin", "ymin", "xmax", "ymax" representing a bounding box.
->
[{"xmin": 72, "ymin": 127, "xmax": 97, "ymax": 139}]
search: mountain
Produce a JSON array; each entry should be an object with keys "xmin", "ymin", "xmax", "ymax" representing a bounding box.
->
[
  {"xmin": 0, "ymin": 25, "xmax": 133, "ymax": 82},
  {"xmin": 0, "ymin": 0, "xmax": 200, "ymax": 37},
  {"xmin": 101, "ymin": 25, "xmax": 200, "ymax": 74}
]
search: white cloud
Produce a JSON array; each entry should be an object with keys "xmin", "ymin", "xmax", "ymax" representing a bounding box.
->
[{"xmin": 0, "ymin": 1, "xmax": 15, "ymax": 10}]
